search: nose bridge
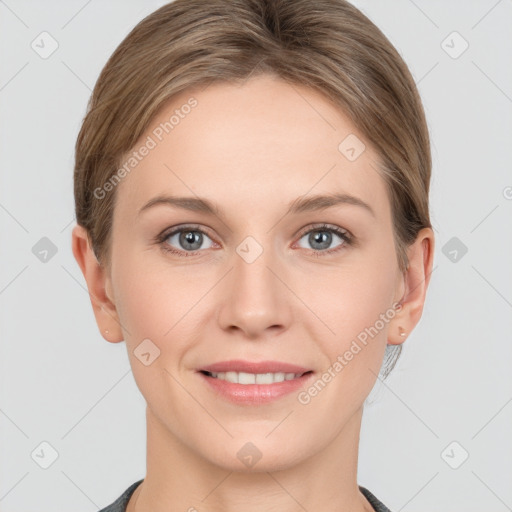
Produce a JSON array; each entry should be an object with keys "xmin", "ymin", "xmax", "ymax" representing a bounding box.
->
[
  {"xmin": 217, "ymin": 233, "xmax": 290, "ymax": 337},
  {"xmin": 235, "ymin": 235, "xmax": 275, "ymax": 292}
]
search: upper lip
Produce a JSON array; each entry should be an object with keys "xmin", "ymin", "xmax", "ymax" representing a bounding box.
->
[{"xmin": 199, "ymin": 360, "xmax": 312, "ymax": 375}]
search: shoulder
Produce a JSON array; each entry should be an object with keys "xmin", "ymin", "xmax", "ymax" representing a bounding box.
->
[
  {"xmin": 97, "ymin": 479, "xmax": 144, "ymax": 512},
  {"xmin": 359, "ymin": 485, "xmax": 393, "ymax": 512}
]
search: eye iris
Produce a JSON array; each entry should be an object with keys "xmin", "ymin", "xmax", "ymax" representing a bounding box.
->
[
  {"xmin": 180, "ymin": 231, "xmax": 202, "ymax": 250},
  {"xmin": 310, "ymin": 230, "xmax": 332, "ymax": 250}
]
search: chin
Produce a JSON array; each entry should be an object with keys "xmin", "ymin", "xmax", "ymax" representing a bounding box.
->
[
  {"xmin": 214, "ymin": 453, "xmax": 301, "ymax": 474},
  {"xmin": 200, "ymin": 437, "xmax": 308, "ymax": 474}
]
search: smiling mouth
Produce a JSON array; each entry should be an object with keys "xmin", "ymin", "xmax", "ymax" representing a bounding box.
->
[{"xmin": 200, "ymin": 370, "xmax": 313, "ymax": 385}]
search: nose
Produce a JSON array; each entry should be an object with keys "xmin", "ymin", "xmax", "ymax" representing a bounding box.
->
[{"xmin": 216, "ymin": 240, "xmax": 293, "ymax": 340}]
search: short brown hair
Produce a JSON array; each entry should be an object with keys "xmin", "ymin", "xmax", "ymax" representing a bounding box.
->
[{"xmin": 74, "ymin": 0, "xmax": 432, "ymax": 378}]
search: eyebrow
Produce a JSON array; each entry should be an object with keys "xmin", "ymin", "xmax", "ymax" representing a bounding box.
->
[{"xmin": 137, "ymin": 192, "xmax": 375, "ymax": 219}]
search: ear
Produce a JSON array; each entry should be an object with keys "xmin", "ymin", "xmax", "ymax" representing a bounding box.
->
[
  {"xmin": 388, "ymin": 227, "xmax": 435, "ymax": 345},
  {"xmin": 71, "ymin": 224, "xmax": 124, "ymax": 343}
]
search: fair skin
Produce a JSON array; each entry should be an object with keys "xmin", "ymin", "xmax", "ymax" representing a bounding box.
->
[{"xmin": 72, "ymin": 74, "xmax": 434, "ymax": 512}]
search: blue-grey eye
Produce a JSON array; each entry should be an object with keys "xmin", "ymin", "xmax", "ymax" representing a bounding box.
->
[
  {"xmin": 165, "ymin": 229, "xmax": 214, "ymax": 252},
  {"xmin": 297, "ymin": 228, "xmax": 346, "ymax": 251}
]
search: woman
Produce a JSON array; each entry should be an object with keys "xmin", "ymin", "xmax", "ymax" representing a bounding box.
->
[{"xmin": 71, "ymin": 0, "xmax": 435, "ymax": 510}]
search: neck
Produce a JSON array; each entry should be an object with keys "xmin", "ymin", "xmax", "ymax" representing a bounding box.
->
[{"xmin": 127, "ymin": 406, "xmax": 374, "ymax": 512}]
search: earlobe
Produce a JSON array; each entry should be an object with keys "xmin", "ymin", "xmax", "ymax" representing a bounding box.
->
[
  {"xmin": 71, "ymin": 224, "xmax": 124, "ymax": 343},
  {"xmin": 388, "ymin": 227, "xmax": 435, "ymax": 345}
]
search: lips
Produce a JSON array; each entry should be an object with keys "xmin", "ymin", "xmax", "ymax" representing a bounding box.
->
[
  {"xmin": 199, "ymin": 359, "xmax": 311, "ymax": 375},
  {"xmin": 197, "ymin": 360, "xmax": 314, "ymax": 404}
]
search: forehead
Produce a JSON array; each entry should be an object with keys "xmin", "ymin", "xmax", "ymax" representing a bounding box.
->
[{"xmin": 115, "ymin": 74, "xmax": 389, "ymax": 219}]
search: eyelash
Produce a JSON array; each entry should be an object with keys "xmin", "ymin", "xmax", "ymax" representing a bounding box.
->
[{"xmin": 155, "ymin": 223, "xmax": 354, "ymax": 258}]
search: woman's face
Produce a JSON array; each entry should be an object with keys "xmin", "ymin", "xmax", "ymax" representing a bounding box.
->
[{"xmin": 100, "ymin": 74, "xmax": 410, "ymax": 471}]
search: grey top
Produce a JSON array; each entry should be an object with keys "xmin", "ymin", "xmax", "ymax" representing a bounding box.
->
[
  {"xmin": 98, "ymin": 479, "xmax": 392, "ymax": 512},
  {"xmin": 98, "ymin": 479, "xmax": 143, "ymax": 512}
]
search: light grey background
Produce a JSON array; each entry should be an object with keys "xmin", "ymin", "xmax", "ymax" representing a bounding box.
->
[{"xmin": 1, "ymin": 1, "xmax": 511, "ymax": 511}]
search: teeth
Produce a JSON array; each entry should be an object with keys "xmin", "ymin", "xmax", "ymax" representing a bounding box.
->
[
  {"xmin": 209, "ymin": 371, "xmax": 302, "ymax": 384},
  {"xmin": 239, "ymin": 372, "xmax": 256, "ymax": 384},
  {"xmin": 225, "ymin": 371, "xmax": 238, "ymax": 383}
]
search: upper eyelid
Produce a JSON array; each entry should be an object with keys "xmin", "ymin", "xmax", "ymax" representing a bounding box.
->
[
  {"xmin": 296, "ymin": 223, "xmax": 349, "ymax": 236},
  {"xmin": 162, "ymin": 223, "xmax": 213, "ymax": 237}
]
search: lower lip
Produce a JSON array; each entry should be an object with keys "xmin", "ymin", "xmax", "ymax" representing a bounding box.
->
[{"xmin": 198, "ymin": 372, "xmax": 314, "ymax": 405}]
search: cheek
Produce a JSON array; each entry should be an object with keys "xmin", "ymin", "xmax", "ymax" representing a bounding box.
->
[
  {"xmin": 111, "ymin": 263, "xmax": 189, "ymax": 411},
  {"xmin": 302, "ymin": 266, "xmax": 397, "ymax": 417},
  {"xmin": 115, "ymin": 276, "xmax": 166, "ymax": 338},
  {"xmin": 309, "ymin": 248, "xmax": 398, "ymax": 397},
  {"xmin": 112, "ymin": 253, "xmax": 206, "ymax": 360},
  {"xmin": 110, "ymin": 251, "xmax": 176, "ymax": 360}
]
